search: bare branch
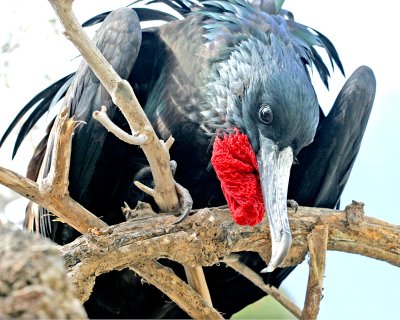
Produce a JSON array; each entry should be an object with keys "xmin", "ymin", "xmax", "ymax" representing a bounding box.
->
[
  {"xmin": 0, "ymin": 168, "xmax": 106, "ymax": 235},
  {"xmin": 41, "ymin": 106, "xmax": 77, "ymax": 196},
  {"xmin": 0, "ymin": 107, "xmax": 107, "ymax": 234},
  {"xmin": 93, "ymin": 106, "xmax": 150, "ymax": 145},
  {"xmin": 183, "ymin": 265, "xmax": 213, "ymax": 307},
  {"xmin": 164, "ymin": 136, "xmax": 175, "ymax": 151},
  {"xmin": 44, "ymin": 0, "xmax": 211, "ymax": 307},
  {"xmin": 225, "ymin": 253, "xmax": 302, "ymax": 318},
  {"xmin": 130, "ymin": 261, "xmax": 222, "ymax": 319},
  {"xmin": 134, "ymin": 181, "xmax": 156, "ymax": 198},
  {"xmin": 61, "ymin": 204, "xmax": 399, "ymax": 303},
  {"xmin": 301, "ymin": 225, "xmax": 329, "ymax": 320},
  {"xmin": 47, "ymin": 0, "xmax": 180, "ymax": 213}
]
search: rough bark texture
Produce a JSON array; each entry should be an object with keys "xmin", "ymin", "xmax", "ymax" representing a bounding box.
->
[
  {"xmin": 130, "ymin": 261, "xmax": 223, "ymax": 319},
  {"xmin": 1, "ymin": 202, "xmax": 399, "ymax": 319},
  {"xmin": 0, "ymin": 1, "xmax": 398, "ymax": 318},
  {"xmin": 301, "ymin": 225, "xmax": 329, "ymax": 320},
  {"xmin": 61, "ymin": 202, "xmax": 399, "ymax": 303},
  {"xmin": 0, "ymin": 221, "xmax": 87, "ymax": 319},
  {"xmin": 0, "ymin": 107, "xmax": 108, "ymax": 234}
]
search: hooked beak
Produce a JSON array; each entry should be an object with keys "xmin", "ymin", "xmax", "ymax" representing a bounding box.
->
[{"xmin": 257, "ymin": 135, "xmax": 293, "ymax": 273}]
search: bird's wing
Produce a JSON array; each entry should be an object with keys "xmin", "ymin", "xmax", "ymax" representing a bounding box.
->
[
  {"xmin": 0, "ymin": 74, "xmax": 74, "ymax": 158},
  {"xmin": 288, "ymin": 66, "xmax": 376, "ymax": 208},
  {"xmin": 63, "ymin": 8, "xmax": 142, "ymax": 197},
  {"xmin": 26, "ymin": 8, "xmax": 143, "ymax": 241},
  {"xmin": 0, "ymin": 2, "xmax": 181, "ymax": 159}
]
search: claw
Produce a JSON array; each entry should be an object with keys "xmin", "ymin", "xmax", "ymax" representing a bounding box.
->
[
  {"xmin": 170, "ymin": 160, "xmax": 177, "ymax": 176},
  {"xmin": 287, "ymin": 199, "xmax": 298, "ymax": 213},
  {"xmin": 173, "ymin": 181, "xmax": 193, "ymax": 224}
]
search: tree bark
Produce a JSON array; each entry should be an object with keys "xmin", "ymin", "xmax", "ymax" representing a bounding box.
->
[
  {"xmin": 0, "ymin": 221, "xmax": 87, "ymax": 319},
  {"xmin": 61, "ymin": 203, "xmax": 399, "ymax": 303}
]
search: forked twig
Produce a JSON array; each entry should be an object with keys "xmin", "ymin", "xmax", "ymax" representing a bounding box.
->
[
  {"xmin": 0, "ymin": 106, "xmax": 107, "ymax": 233},
  {"xmin": 93, "ymin": 106, "xmax": 150, "ymax": 145},
  {"xmin": 224, "ymin": 253, "xmax": 302, "ymax": 318}
]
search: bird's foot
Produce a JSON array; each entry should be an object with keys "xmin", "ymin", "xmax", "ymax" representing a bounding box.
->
[
  {"xmin": 287, "ymin": 199, "xmax": 298, "ymax": 212},
  {"xmin": 173, "ymin": 181, "xmax": 193, "ymax": 224},
  {"xmin": 122, "ymin": 201, "xmax": 157, "ymax": 220},
  {"xmin": 169, "ymin": 160, "xmax": 193, "ymax": 224},
  {"xmin": 170, "ymin": 160, "xmax": 177, "ymax": 176}
]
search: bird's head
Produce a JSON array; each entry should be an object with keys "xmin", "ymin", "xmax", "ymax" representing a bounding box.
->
[
  {"xmin": 206, "ymin": 34, "xmax": 319, "ymax": 271},
  {"xmin": 197, "ymin": 0, "xmax": 342, "ymax": 271}
]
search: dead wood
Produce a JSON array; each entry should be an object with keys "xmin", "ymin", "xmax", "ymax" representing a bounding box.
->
[
  {"xmin": 46, "ymin": 0, "xmax": 210, "ymax": 307},
  {"xmin": 301, "ymin": 225, "xmax": 329, "ymax": 320},
  {"xmin": 0, "ymin": 107, "xmax": 107, "ymax": 234},
  {"xmin": 130, "ymin": 261, "xmax": 223, "ymax": 319},
  {"xmin": 224, "ymin": 253, "xmax": 303, "ymax": 318},
  {"xmin": 47, "ymin": 0, "xmax": 180, "ymax": 214},
  {"xmin": 60, "ymin": 203, "xmax": 399, "ymax": 303},
  {"xmin": 0, "ymin": 221, "xmax": 87, "ymax": 319},
  {"xmin": 0, "ymin": 1, "xmax": 398, "ymax": 318}
]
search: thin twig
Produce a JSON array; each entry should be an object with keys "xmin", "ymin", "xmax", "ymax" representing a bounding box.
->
[
  {"xmin": 184, "ymin": 265, "xmax": 213, "ymax": 307},
  {"xmin": 134, "ymin": 181, "xmax": 156, "ymax": 198},
  {"xmin": 301, "ymin": 225, "xmax": 329, "ymax": 320},
  {"xmin": 225, "ymin": 253, "xmax": 302, "ymax": 318},
  {"xmin": 130, "ymin": 260, "xmax": 222, "ymax": 319},
  {"xmin": 92, "ymin": 106, "xmax": 150, "ymax": 145},
  {"xmin": 41, "ymin": 107, "xmax": 76, "ymax": 196}
]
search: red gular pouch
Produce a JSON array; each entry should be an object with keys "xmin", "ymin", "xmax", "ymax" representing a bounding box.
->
[{"xmin": 211, "ymin": 128, "xmax": 265, "ymax": 226}]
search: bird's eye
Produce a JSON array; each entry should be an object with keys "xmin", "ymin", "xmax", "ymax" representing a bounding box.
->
[{"xmin": 258, "ymin": 105, "xmax": 273, "ymax": 125}]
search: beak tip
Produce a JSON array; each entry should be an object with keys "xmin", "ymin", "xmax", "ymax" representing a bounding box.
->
[
  {"xmin": 262, "ymin": 232, "xmax": 292, "ymax": 274},
  {"xmin": 260, "ymin": 265, "xmax": 277, "ymax": 273}
]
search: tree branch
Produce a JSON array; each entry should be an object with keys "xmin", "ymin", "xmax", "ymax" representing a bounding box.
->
[
  {"xmin": 183, "ymin": 265, "xmax": 213, "ymax": 307},
  {"xmin": 47, "ymin": 0, "xmax": 180, "ymax": 213},
  {"xmin": 0, "ymin": 107, "xmax": 107, "ymax": 233},
  {"xmin": 130, "ymin": 261, "xmax": 222, "ymax": 319},
  {"xmin": 92, "ymin": 106, "xmax": 150, "ymax": 145},
  {"xmin": 301, "ymin": 225, "xmax": 329, "ymax": 320},
  {"xmin": 61, "ymin": 204, "xmax": 399, "ymax": 304},
  {"xmin": 45, "ymin": 0, "xmax": 210, "ymax": 307},
  {"xmin": 224, "ymin": 253, "xmax": 302, "ymax": 318},
  {"xmin": 0, "ymin": 221, "xmax": 87, "ymax": 319}
]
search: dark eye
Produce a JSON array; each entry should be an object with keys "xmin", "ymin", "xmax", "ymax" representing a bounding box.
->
[{"xmin": 258, "ymin": 105, "xmax": 273, "ymax": 125}]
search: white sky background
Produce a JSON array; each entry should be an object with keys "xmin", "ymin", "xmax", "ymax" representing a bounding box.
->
[{"xmin": 0, "ymin": 0, "xmax": 399, "ymax": 319}]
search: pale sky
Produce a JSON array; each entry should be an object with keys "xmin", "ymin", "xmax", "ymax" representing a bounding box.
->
[{"xmin": 0, "ymin": 0, "xmax": 399, "ymax": 319}]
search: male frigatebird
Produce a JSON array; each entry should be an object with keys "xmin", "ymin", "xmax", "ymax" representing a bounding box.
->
[{"xmin": 0, "ymin": 0, "xmax": 375, "ymax": 317}]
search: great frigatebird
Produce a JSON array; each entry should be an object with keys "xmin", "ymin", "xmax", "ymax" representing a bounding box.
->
[{"xmin": 0, "ymin": 0, "xmax": 376, "ymax": 317}]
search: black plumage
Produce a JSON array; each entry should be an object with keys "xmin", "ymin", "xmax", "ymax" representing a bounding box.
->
[{"xmin": 0, "ymin": 0, "xmax": 375, "ymax": 318}]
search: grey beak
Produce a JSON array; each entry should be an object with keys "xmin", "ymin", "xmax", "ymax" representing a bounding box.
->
[{"xmin": 257, "ymin": 135, "xmax": 293, "ymax": 273}]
